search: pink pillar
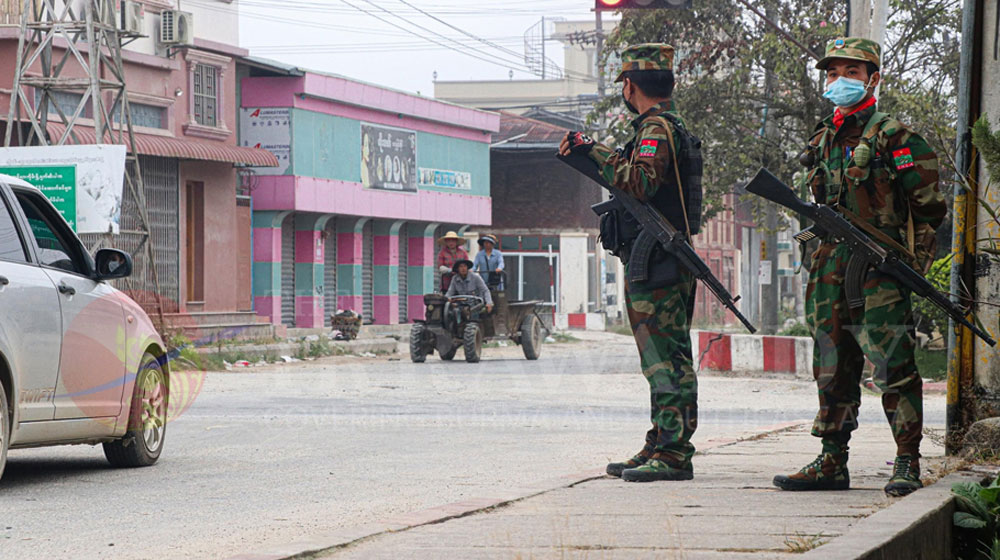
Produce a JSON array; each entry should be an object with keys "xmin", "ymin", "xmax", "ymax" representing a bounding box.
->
[
  {"xmin": 372, "ymin": 233, "xmax": 399, "ymax": 325},
  {"xmin": 407, "ymin": 234, "xmax": 436, "ymax": 321}
]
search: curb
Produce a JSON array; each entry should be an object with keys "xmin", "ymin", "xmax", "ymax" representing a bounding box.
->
[
  {"xmin": 224, "ymin": 420, "xmax": 810, "ymax": 560},
  {"xmin": 802, "ymin": 470, "xmax": 987, "ymax": 559},
  {"xmin": 694, "ymin": 330, "xmax": 812, "ymax": 377},
  {"xmin": 195, "ymin": 338, "xmax": 399, "ymax": 359}
]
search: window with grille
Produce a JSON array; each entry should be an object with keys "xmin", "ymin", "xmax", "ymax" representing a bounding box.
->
[{"xmin": 192, "ymin": 63, "xmax": 218, "ymax": 128}]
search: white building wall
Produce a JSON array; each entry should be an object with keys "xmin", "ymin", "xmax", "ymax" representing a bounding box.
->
[
  {"xmin": 559, "ymin": 232, "xmax": 589, "ymax": 314},
  {"xmin": 117, "ymin": 0, "xmax": 240, "ymax": 57}
]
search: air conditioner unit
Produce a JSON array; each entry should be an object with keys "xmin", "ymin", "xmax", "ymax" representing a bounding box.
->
[
  {"xmin": 120, "ymin": 0, "xmax": 144, "ymax": 35},
  {"xmin": 160, "ymin": 10, "xmax": 193, "ymax": 46}
]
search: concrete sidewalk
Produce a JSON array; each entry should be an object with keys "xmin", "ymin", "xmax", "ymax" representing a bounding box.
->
[{"xmin": 308, "ymin": 423, "xmax": 957, "ymax": 559}]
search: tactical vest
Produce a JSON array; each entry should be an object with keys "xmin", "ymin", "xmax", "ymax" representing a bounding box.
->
[{"xmin": 600, "ymin": 109, "xmax": 703, "ymax": 288}]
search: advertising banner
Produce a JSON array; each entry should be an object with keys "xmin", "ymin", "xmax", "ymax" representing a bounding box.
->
[
  {"xmin": 418, "ymin": 167, "xmax": 471, "ymax": 190},
  {"xmin": 240, "ymin": 107, "xmax": 292, "ymax": 176},
  {"xmin": 361, "ymin": 123, "xmax": 416, "ymax": 192},
  {"xmin": 0, "ymin": 144, "xmax": 126, "ymax": 233}
]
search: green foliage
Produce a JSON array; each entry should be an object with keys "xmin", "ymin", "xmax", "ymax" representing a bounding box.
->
[
  {"xmin": 915, "ymin": 347, "xmax": 947, "ymax": 381},
  {"xmin": 912, "ymin": 256, "xmax": 952, "ymax": 337},
  {"xmin": 952, "ymin": 474, "xmax": 1000, "ymax": 559},
  {"xmin": 590, "ymin": 0, "xmax": 960, "ymax": 224},
  {"xmin": 973, "ymin": 115, "xmax": 1000, "ymax": 180}
]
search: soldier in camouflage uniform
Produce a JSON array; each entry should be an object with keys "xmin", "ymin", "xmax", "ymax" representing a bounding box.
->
[
  {"xmin": 559, "ymin": 44, "xmax": 699, "ymax": 483},
  {"xmin": 772, "ymin": 38, "xmax": 946, "ymax": 497}
]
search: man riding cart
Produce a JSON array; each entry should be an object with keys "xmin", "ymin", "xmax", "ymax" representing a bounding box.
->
[{"xmin": 410, "ymin": 260, "xmax": 545, "ymax": 363}]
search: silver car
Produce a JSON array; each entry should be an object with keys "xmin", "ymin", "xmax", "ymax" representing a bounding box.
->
[{"xmin": 0, "ymin": 173, "xmax": 169, "ymax": 481}]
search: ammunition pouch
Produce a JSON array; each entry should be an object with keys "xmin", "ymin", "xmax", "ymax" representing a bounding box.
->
[{"xmin": 596, "ymin": 203, "xmax": 682, "ymax": 289}]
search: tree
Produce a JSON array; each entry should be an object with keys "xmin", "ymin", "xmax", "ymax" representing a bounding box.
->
[{"xmin": 590, "ymin": 0, "xmax": 961, "ymax": 226}]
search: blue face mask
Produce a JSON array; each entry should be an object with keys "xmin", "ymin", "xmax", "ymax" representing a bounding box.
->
[{"xmin": 823, "ymin": 76, "xmax": 871, "ymax": 108}]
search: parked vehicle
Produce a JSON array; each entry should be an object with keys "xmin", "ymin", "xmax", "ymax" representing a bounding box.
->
[
  {"xmin": 0, "ymin": 173, "xmax": 169, "ymax": 483},
  {"xmin": 410, "ymin": 272, "xmax": 546, "ymax": 363}
]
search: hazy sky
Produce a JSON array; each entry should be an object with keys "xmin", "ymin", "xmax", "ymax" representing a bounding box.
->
[{"xmin": 214, "ymin": 0, "xmax": 601, "ymax": 95}]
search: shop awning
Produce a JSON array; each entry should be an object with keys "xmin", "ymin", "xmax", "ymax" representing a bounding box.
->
[{"xmin": 45, "ymin": 123, "xmax": 279, "ymax": 167}]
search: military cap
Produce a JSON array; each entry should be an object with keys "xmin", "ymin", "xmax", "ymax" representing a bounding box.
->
[
  {"xmin": 815, "ymin": 37, "xmax": 881, "ymax": 70},
  {"xmin": 614, "ymin": 43, "xmax": 675, "ymax": 83}
]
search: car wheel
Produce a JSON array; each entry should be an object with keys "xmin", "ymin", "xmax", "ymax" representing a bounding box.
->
[
  {"xmin": 0, "ymin": 386, "xmax": 9, "ymax": 482},
  {"xmin": 410, "ymin": 323, "xmax": 428, "ymax": 363},
  {"xmin": 463, "ymin": 322, "xmax": 483, "ymax": 363},
  {"xmin": 520, "ymin": 315, "xmax": 543, "ymax": 360},
  {"xmin": 104, "ymin": 352, "xmax": 167, "ymax": 468}
]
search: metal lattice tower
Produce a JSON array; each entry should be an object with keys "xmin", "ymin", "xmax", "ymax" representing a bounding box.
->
[{"xmin": 4, "ymin": 0, "xmax": 165, "ymax": 327}]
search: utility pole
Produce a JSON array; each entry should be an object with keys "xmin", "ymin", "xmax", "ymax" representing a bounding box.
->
[
  {"xmin": 595, "ymin": 9, "xmax": 605, "ymax": 98},
  {"xmin": 759, "ymin": 4, "xmax": 781, "ymax": 334},
  {"xmin": 541, "ymin": 16, "xmax": 546, "ymax": 79}
]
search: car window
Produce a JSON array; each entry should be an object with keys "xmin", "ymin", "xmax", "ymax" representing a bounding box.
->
[
  {"xmin": 0, "ymin": 190, "xmax": 27, "ymax": 263},
  {"xmin": 14, "ymin": 192, "xmax": 81, "ymax": 274}
]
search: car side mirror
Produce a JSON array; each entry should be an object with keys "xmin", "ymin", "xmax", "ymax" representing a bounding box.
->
[{"xmin": 94, "ymin": 249, "xmax": 133, "ymax": 280}]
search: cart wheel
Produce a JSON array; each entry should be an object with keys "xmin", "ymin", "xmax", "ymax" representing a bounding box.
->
[
  {"xmin": 520, "ymin": 315, "xmax": 543, "ymax": 360},
  {"xmin": 410, "ymin": 323, "xmax": 428, "ymax": 363},
  {"xmin": 463, "ymin": 322, "xmax": 483, "ymax": 363}
]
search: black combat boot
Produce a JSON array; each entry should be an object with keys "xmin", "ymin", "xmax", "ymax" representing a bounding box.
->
[{"xmin": 606, "ymin": 445, "xmax": 654, "ymax": 478}]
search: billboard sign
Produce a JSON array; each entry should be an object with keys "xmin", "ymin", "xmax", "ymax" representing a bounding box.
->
[
  {"xmin": 418, "ymin": 167, "xmax": 471, "ymax": 190},
  {"xmin": 0, "ymin": 144, "xmax": 126, "ymax": 233},
  {"xmin": 361, "ymin": 123, "xmax": 416, "ymax": 192},
  {"xmin": 240, "ymin": 107, "xmax": 292, "ymax": 176}
]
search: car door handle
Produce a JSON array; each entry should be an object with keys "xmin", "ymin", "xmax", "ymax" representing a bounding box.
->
[
  {"xmin": 58, "ymin": 283, "xmax": 76, "ymax": 296},
  {"xmin": 0, "ymin": 276, "xmax": 7, "ymax": 286}
]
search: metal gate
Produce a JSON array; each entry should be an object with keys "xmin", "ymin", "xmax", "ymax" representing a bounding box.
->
[
  {"xmin": 324, "ymin": 218, "xmax": 337, "ymax": 326},
  {"xmin": 281, "ymin": 215, "xmax": 295, "ymax": 326},
  {"xmin": 362, "ymin": 220, "xmax": 374, "ymax": 324},
  {"xmin": 79, "ymin": 155, "xmax": 180, "ymax": 313},
  {"xmin": 398, "ymin": 224, "xmax": 408, "ymax": 323}
]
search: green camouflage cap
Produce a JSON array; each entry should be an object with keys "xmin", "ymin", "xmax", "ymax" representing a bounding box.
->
[
  {"xmin": 614, "ymin": 43, "xmax": 675, "ymax": 83},
  {"xmin": 816, "ymin": 37, "xmax": 881, "ymax": 70}
]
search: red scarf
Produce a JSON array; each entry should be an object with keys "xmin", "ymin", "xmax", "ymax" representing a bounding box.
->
[{"xmin": 832, "ymin": 96, "xmax": 877, "ymax": 130}]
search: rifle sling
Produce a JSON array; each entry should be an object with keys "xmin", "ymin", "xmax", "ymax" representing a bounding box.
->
[
  {"xmin": 663, "ymin": 119, "xmax": 692, "ymax": 239},
  {"xmin": 837, "ymin": 206, "xmax": 917, "ymax": 262}
]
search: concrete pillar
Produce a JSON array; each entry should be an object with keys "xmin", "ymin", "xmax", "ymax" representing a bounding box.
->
[
  {"xmin": 406, "ymin": 223, "xmax": 439, "ymax": 321},
  {"xmin": 337, "ymin": 217, "xmax": 368, "ymax": 315},
  {"xmin": 294, "ymin": 214, "xmax": 334, "ymax": 328},
  {"xmin": 560, "ymin": 232, "xmax": 589, "ymax": 314},
  {"xmin": 373, "ymin": 221, "xmax": 404, "ymax": 325},
  {"xmin": 252, "ymin": 210, "xmax": 290, "ymax": 324}
]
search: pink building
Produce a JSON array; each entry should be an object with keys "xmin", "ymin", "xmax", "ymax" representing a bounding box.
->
[
  {"xmin": 0, "ymin": 2, "xmax": 280, "ymax": 339},
  {"xmin": 240, "ymin": 67, "xmax": 498, "ymax": 327}
]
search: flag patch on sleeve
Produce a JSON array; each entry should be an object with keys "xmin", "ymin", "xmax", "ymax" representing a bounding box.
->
[
  {"xmin": 892, "ymin": 148, "xmax": 915, "ymax": 170},
  {"xmin": 638, "ymin": 139, "xmax": 658, "ymax": 158}
]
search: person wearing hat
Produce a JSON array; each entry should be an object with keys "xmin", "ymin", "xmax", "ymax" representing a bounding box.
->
[
  {"xmin": 559, "ymin": 44, "xmax": 700, "ymax": 483},
  {"xmin": 772, "ymin": 37, "xmax": 946, "ymax": 497},
  {"xmin": 437, "ymin": 231, "xmax": 469, "ymax": 293},
  {"xmin": 472, "ymin": 234, "xmax": 505, "ymax": 290},
  {"xmin": 445, "ymin": 259, "xmax": 493, "ymax": 312}
]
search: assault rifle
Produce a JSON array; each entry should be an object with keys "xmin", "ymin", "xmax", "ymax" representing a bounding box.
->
[
  {"xmin": 557, "ymin": 152, "xmax": 756, "ymax": 333},
  {"xmin": 744, "ymin": 167, "xmax": 996, "ymax": 347}
]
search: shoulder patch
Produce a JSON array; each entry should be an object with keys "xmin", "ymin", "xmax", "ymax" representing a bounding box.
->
[
  {"xmin": 892, "ymin": 147, "xmax": 915, "ymax": 170},
  {"xmin": 638, "ymin": 139, "xmax": 659, "ymax": 158}
]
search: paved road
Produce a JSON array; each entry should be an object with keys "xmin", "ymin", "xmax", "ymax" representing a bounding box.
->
[{"xmin": 0, "ymin": 331, "xmax": 945, "ymax": 559}]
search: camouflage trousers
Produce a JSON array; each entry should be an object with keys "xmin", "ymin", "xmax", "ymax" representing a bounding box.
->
[
  {"xmin": 624, "ymin": 271, "xmax": 698, "ymax": 466},
  {"xmin": 806, "ymin": 243, "xmax": 922, "ymax": 457}
]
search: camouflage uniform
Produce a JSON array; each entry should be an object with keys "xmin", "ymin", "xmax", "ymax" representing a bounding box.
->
[
  {"xmin": 587, "ymin": 44, "xmax": 699, "ymax": 477},
  {"xmin": 775, "ymin": 38, "xmax": 946, "ymax": 496}
]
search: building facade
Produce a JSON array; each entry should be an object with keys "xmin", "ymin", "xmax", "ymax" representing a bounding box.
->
[
  {"xmin": 0, "ymin": 1, "xmax": 278, "ymax": 337},
  {"xmin": 240, "ymin": 70, "xmax": 498, "ymax": 327}
]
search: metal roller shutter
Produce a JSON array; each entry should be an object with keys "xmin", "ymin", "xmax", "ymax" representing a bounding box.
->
[
  {"xmin": 398, "ymin": 224, "xmax": 408, "ymax": 323},
  {"xmin": 281, "ymin": 215, "xmax": 295, "ymax": 326},
  {"xmin": 362, "ymin": 220, "xmax": 374, "ymax": 324},
  {"xmin": 324, "ymin": 218, "xmax": 337, "ymax": 326}
]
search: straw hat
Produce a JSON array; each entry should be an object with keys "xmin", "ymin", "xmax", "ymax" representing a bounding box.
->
[{"xmin": 437, "ymin": 231, "xmax": 462, "ymax": 245}]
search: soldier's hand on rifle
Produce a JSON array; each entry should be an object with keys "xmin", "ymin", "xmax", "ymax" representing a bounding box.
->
[
  {"xmin": 560, "ymin": 131, "xmax": 595, "ymax": 156},
  {"xmin": 914, "ymin": 224, "xmax": 937, "ymax": 274}
]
